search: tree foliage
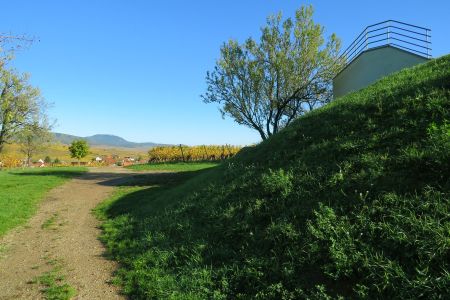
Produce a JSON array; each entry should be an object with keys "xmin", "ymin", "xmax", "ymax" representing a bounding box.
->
[
  {"xmin": 0, "ymin": 65, "xmax": 47, "ymax": 154},
  {"xmin": 17, "ymin": 121, "xmax": 53, "ymax": 166},
  {"xmin": 0, "ymin": 33, "xmax": 34, "ymax": 67},
  {"xmin": 203, "ymin": 5, "xmax": 344, "ymax": 140},
  {"xmin": 68, "ymin": 139, "xmax": 89, "ymax": 161}
]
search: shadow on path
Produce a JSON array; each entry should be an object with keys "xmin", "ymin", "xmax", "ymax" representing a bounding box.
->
[{"xmin": 12, "ymin": 166, "xmax": 209, "ymax": 187}]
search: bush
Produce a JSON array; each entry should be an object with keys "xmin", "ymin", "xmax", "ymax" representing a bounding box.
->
[{"xmin": 260, "ymin": 169, "xmax": 293, "ymax": 198}]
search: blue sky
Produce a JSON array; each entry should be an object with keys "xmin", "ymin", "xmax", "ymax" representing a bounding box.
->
[{"xmin": 1, "ymin": 0, "xmax": 449, "ymax": 145}]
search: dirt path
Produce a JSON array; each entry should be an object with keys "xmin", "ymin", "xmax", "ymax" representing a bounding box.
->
[{"xmin": 0, "ymin": 167, "xmax": 142, "ymax": 299}]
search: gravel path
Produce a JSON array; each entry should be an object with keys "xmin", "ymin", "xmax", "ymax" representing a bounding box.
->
[{"xmin": 0, "ymin": 167, "xmax": 141, "ymax": 299}]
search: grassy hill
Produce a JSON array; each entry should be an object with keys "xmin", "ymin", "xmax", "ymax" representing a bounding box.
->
[{"xmin": 97, "ymin": 55, "xmax": 450, "ymax": 299}]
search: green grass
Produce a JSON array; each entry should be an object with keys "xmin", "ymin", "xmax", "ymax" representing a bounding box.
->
[
  {"xmin": 126, "ymin": 161, "xmax": 219, "ymax": 172},
  {"xmin": 94, "ymin": 168, "xmax": 218, "ymax": 222},
  {"xmin": 41, "ymin": 213, "xmax": 59, "ymax": 230},
  {"xmin": 0, "ymin": 244, "xmax": 8, "ymax": 259},
  {"xmin": 0, "ymin": 167, "xmax": 86, "ymax": 237},
  {"xmin": 97, "ymin": 55, "xmax": 450, "ymax": 299},
  {"xmin": 32, "ymin": 265, "xmax": 77, "ymax": 300}
]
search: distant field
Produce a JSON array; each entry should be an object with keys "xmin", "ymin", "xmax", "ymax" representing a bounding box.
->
[
  {"xmin": 2, "ymin": 143, "xmax": 148, "ymax": 162},
  {"xmin": 0, "ymin": 167, "xmax": 87, "ymax": 236},
  {"xmin": 126, "ymin": 161, "xmax": 219, "ymax": 172}
]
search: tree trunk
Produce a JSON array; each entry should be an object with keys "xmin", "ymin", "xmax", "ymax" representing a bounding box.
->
[
  {"xmin": 255, "ymin": 126, "xmax": 267, "ymax": 140},
  {"xmin": 0, "ymin": 86, "xmax": 8, "ymax": 154},
  {"xmin": 0, "ymin": 128, "xmax": 6, "ymax": 155}
]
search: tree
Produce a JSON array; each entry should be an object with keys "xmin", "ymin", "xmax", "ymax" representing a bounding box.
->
[
  {"xmin": 0, "ymin": 66, "xmax": 47, "ymax": 154},
  {"xmin": 17, "ymin": 121, "xmax": 53, "ymax": 166},
  {"xmin": 202, "ymin": 5, "xmax": 344, "ymax": 140},
  {"xmin": 68, "ymin": 139, "xmax": 89, "ymax": 163},
  {"xmin": 1, "ymin": 33, "xmax": 34, "ymax": 67}
]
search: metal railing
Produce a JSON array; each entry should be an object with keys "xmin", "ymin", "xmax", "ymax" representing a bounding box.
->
[{"xmin": 340, "ymin": 20, "xmax": 431, "ymax": 66}]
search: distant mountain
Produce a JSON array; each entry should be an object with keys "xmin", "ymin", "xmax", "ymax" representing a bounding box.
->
[{"xmin": 53, "ymin": 133, "xmax": 166, "ymax": 149}]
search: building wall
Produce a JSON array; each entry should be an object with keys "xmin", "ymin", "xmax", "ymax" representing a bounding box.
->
[{"xmin": 333, "ymin": 46, "xmax": 428, "ymax": 99}]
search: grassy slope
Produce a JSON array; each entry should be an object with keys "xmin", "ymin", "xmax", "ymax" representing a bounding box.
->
[
  {"xmin": 97, "ymin": 55, "xmax": 450, "ymax": 299},
  {"xmin": 126, "ymin": 161, "xmax": 219, "ymax": 172},
  {"xmin": 0, "ymin": 167, "xmax": 86, "ymax": 236}
]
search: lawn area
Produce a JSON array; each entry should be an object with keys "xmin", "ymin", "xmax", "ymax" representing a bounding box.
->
[
  {"xmin": 0, "ymin": 167, "xmax": 87, "ymax": 237},
  {"xmin": 126, "ymin": 161, "xmax": 219, "ymax": 172}
]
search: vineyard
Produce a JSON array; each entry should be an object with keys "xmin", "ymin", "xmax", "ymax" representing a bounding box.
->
[
  {"xmin": 148, "ymin": 145, "xmax": 242, "ymax": 162},
  {"xmin": 0, "ymin": 156, "xmax": 23, "ymax": 168}
]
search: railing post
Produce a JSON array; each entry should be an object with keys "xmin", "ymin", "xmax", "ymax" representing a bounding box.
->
[
  {"xmin": 365, "ymin": 29, "xmax": 368, "ymax": 50},
  {"xmin": 387, "ymin": 21, "xmax": 390, "ymax": 45},
  {"xmin": 426, "ymin": 29, "xmax": 430, "ymax": 58}
]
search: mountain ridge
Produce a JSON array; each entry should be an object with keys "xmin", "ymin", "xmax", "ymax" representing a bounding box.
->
[{"xmin": 53, "ymin": 133, "xmax": 167, "ymax": 149}]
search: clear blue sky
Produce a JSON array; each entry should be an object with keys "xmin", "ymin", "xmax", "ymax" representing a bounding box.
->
[{"xmin": 1, "ymin": 0, "xmax": 449, "ymax": 145}]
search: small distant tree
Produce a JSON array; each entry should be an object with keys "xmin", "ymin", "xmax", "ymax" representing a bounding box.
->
[
  {"xmin": 53, "ymin": 158, "xmax": 61, "ymax": 164},
  {"xmin": 68, "ymin": 139, "xmax": 89, "ymax": 164},
  {"xmin": 17, "ymin": 122, "xmax": 53, "ymax": 166},
  {"xmin": 44, "ymin": 156, "xmax": 51, "ymax": 164},
  {"xmin": 202, "ymin": 5, "xmax": 344, "ymax": 140}
]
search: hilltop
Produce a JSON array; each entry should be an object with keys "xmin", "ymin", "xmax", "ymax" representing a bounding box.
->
[
  {"xmin": 53, "ymin": 133, "xmax": 166, "ymax": 149},
  {"xmin": 97, "ymin": 55, "xmax": 449, "ymax": 299}
]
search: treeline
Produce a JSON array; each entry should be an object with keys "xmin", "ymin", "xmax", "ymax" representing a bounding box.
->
[{"xmin": 148, "ymin": 145, "xmax": 241, "ymax": 162}]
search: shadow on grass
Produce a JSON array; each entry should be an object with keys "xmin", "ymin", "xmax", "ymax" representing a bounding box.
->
[
  {"xmin": 11, "ymin": 167, "xmax": 214, "ymax": 187},
  {"xmin": 11, "ymin": 169, "xmax": 159, "ymax": 186},
  {"xmin": 101, "ymin": 169, "xmax": 211, "ymax": 218},
  {"xmin": 9, "ymin": 169, "xmax": 87, "ymax": 179}
]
